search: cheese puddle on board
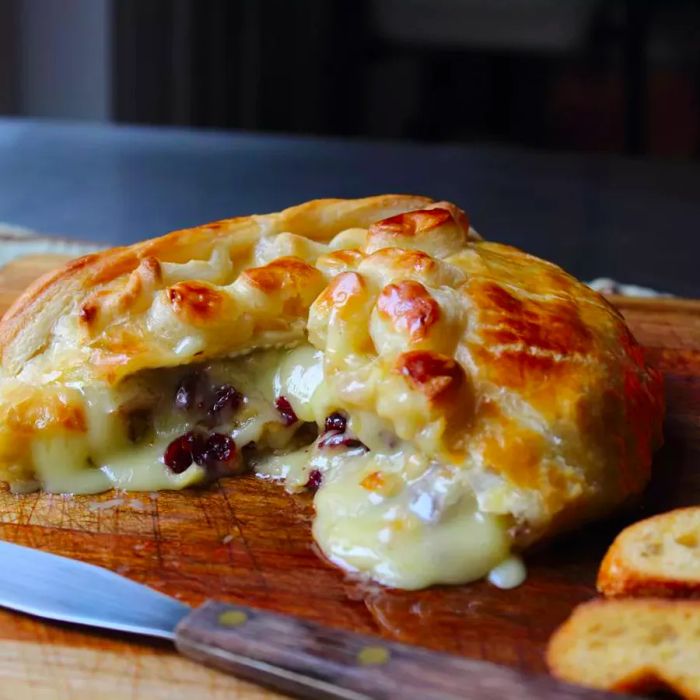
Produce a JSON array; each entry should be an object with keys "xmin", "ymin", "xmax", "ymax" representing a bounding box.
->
[
  {"xmin": 255, "ymin": 407, "xmax": 520, "ymax": 590},
  {"xmin": 28, "ymin": 341, "xmax": 525, "ymax": 590},
  {"xmin": 310, "ymin": 456, "xmax": 511, "ymax": 589}
]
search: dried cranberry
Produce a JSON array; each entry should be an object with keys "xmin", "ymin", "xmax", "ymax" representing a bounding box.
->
[
  {"xmin": 324, "ymin": 412, "xmax": 347, "ymax": 433},
  {"xmin": 209, "ymin": 384, "xmax": 243, "ymax": 417},
  {"xmin": 164, "ymin": 433, "xmax": 196, "ymax": 473},
  {"xmin": 175, "ymin": 373, "xmax": 202, "ymax": 411},
  {"xmin": 204, "ymin": 433, "xmax": 237, "ymax": 464},
  {"xmin": 305, "ymin": 469, "xmax": 323, "ymax": 490},
  {"xmin": 197, "ymin": 433, "xmax": 239, "ymax": 476},
  {"xmin": 318, "ymin": 432, "xmax": 369, "ymax": 451},
  {"xmin": 275, "ymin": 396, "xmax": 298, "ymax": 426},
  {"xmin": 165, "ymin": 430, "xmax": 238, "ymax": 476}
]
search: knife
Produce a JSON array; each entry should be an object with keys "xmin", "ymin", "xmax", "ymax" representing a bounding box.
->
[{"xmin": 0, "ymin": 539, "xmax": 627, "ymax": 700}]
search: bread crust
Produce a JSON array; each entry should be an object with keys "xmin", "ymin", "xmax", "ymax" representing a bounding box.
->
[
  {"xmin": 547, "ymin": 598, "xmax": 700, "ymax": 698},
  {"xmin": 598, "ymin": 507, "xmax": 700, "ymax": 598},
  {"xmin": 0, "ymin": 194, "xmax": 664, "ymax": 544}
]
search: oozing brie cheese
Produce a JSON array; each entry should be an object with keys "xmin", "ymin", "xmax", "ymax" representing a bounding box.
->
[
  {"xmin": 311, "ymin": 454, "xmax": 511, "ymax": 589},
  {"xmin": 14, "ymin": 341, "xmax": 519, "ymax": 589},
  {"xmin": 28, "ymin": 344, "xmax": 318, "ymax": 492}
]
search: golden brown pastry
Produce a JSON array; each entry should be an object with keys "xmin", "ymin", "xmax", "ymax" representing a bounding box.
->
[{"xmin": 0, "ymin": 195, "xmax": 664, "ymax": 589}]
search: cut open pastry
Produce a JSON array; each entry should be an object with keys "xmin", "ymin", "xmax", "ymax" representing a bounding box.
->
[{"xmin": 0, "ymin": 195, "xmax": 664, "ymax": 589}]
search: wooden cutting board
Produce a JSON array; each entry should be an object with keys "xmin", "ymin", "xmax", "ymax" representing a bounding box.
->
[{"xmin": 0, "ymin": 254, "xmax": 699, "ymax": 699}]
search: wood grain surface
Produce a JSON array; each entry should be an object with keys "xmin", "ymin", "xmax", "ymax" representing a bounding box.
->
[{"xmin": 0, "ymin": 254, "xmax": 698, "ymax": 699}]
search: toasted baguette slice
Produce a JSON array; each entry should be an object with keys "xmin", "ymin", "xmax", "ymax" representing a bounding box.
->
[
  {"xmin": 598, "ymin": 507, "xmax": 700, "ymax": 598},
  {"xmin": 547, "ymin": 598, "xmax": 700, "ymax": 698}
]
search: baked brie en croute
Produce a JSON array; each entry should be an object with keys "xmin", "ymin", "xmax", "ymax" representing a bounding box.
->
[{"xmin": 0, "ymin": 195, "xmax": 664, "ymax": 590}]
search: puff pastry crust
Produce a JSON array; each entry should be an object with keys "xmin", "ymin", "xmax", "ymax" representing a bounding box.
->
[{"xmin": 0, "ymin": 195, "xmax": 664, "ymax": 588}]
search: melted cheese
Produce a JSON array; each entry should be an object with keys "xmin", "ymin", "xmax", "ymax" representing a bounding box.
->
[
  {"xmin": 487, "ymin": 555, "xmax": 527, "ymax": 589},
  {"xmin": 255, "ymin": 412, "xmax": 514, "ymax": 590},
  {"xmin": 311, "ymin": 454, "xmax": 511, "ymax": 590},
  {"xmin": 31, "ymin": 345, "xmax": 323, "ymax": 494},
  {"xmin": 26, "ymin": 341, "xmax": 523, "ymax": 590}
]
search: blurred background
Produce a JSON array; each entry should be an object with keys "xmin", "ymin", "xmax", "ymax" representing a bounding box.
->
[{"xmin": 0, "ymin": 0, "xmax": 699, "ymax": 159}]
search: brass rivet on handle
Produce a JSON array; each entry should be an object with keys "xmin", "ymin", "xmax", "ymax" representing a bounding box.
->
[
  {"xmin": 357, "ymin": 645, "xmax": 391, "ymax": 666},
  {"xmin": 218, "ymin": 609, "xmax": 248, "ymax": 627}
]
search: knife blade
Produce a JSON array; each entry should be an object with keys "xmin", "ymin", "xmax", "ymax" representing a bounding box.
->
[
  {"xmin": 0, "ymin": 539, "xmax": 628, "ymax": 700},
  {"xmin": 0, "ymin": 539, "xmax": 188, "ymax": 639}
]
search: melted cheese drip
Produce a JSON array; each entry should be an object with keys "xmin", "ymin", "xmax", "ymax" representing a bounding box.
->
[
  {"xmin": 311, "ymin": 454, "xmax": 510, "ymax": 589},
  {"xmin": 487, "ymin": 555, "xmax": 527, "ymax": 589},
  {"xmin": 29, "ymin": 342, "xmax": 520, "ymax": 590},
  {"xmin": 256, "ymin": 411, "xmax": 513, "ymax": 590}
]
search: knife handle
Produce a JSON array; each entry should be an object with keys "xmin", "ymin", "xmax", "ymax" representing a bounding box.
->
[{"xmin": 175, "ymin": 600, "xmax": 625, "ymax": 700}]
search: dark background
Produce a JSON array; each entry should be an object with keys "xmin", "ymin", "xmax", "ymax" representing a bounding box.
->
[
  {"xmin": 0, "ymin": 0, "xmax": 699, "ymax": 296},
  {"xmin": 1, "ymin": 0, "xmax": 699, "ymax": 158}
]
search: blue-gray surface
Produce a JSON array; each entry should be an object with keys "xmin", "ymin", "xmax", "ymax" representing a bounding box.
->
[{"xmin": 0, "ymin": 118, "xmax": 698, "ymax": 296}]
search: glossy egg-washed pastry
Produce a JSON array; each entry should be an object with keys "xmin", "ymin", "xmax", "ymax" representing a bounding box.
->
[{"xmin": 0, "ymin": 195, "xmax": 664, "ymax": 589}]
